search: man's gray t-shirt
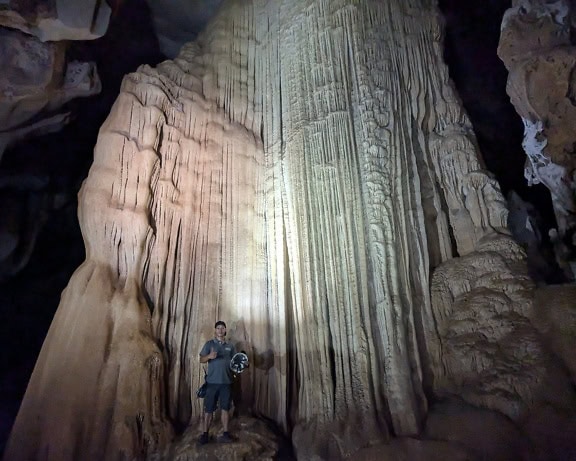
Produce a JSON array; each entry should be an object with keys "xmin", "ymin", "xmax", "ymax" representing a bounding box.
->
[{"xmin": 200, "ymin": 339, "xmax": 236, "ymax": 384}]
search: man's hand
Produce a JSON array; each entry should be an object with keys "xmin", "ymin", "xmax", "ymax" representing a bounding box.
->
[
  {"xmin": 207, "ymin": 347, "xmax": 217, "ymax": 360},
  {"xmin": 200, "ymin": 347, "xmax": 218, "ymax": 363}
]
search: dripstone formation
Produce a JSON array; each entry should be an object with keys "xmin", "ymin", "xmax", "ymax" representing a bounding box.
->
[{"xmin": 6, "ymin": 0, "xmax": 576, "ymax": 460}]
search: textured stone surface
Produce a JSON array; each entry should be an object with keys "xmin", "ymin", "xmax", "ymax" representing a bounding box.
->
[
  {"xmin": 0, "ymin": 28, "xmax": 66, "ymax": 132},
  {"xmin": 0, "ymin": 27, "xmax": 101, "ymax": 161},
  {"xmin": 532, "ymin": 284, "xmax": 576, "ymax": 380},
  {"xmin": 5, "ymin": 262, "xmax": 174, "ymax": 459},
  {"xmin": 0, "ymin": 27, "xmax": 101, "ymax": 278},
  {"xmin": 5, "ymin": 1, "xmax": 576, "ymax": 460},
  {"xmin": 0, "ymin": 0, "xmax": 111, "ymax": 41},
  {"xmin": 352, "ymin": 438, "xmax": 472, "ymax": 461},
  {"xmin": 522, "ymin": 403, "xmax": 576, "ymax": 461},
  {"xmin": 429, "ymin": 233, "xmax": 575, "ymax": 419},
  {"xmin": 292, "ymin": 414, "xmax": 387, "ymax": 460},
  {"xmin": 148, "ymin": 415, "xmax": 283, "ymax": 460},
  {"xmin": 424, "ymin": 398, "xmax": 529, "ymax": 461},
  {"xmin": 0, "ymin": 1, "xmax": 165, "ymax": 454},
  {"xmin": 498, "ymin": 0, "xmax": 576, "ymax": 264}
]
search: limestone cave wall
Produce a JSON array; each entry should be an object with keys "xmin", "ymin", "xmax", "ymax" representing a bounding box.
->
[{"xmin": 5, "ymin": 0, "xmax": 576, "ymax": 460}]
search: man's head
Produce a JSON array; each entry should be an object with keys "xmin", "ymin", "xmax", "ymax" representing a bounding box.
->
[{"xmin": 214, "ymin": 320, "xmax": 226, "ymax": 339}]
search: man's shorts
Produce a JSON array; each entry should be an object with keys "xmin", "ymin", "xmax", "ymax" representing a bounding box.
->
[{"xmin": 204, "ymin": 383, "xmax": 232, "ymax": 413}]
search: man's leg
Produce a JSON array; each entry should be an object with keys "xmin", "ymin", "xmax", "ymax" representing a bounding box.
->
[
  {"xmin": 199, "ymin": 384, "xmax": 218, "ymax": 444},
  {"xmin": 217, "ymin": 384, "xmax": 233, "ymax": 442},
  {"xmin": 203, "ymin": 412, "xmax": 213, "ymax": 433},
  {"xmin": 221, "ymin": 410, "xmax": 229, "ymax": 432},
  {"xmin": 199, "ymin": 412, "xmax": 213, "ymax": 444}
]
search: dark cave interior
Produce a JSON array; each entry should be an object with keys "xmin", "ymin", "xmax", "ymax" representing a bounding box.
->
[{"xmin": 0, "ymin": 0, "xmax": 563, "ymax": 454}]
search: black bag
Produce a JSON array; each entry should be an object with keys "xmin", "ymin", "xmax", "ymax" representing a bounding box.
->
[
  {"xmin": 196, "ymin": 381, "xmax": 207, "ymax": 399},
  {"xmin": 196, "ymin": 367, "xmax": 207, "ymax": 398}
]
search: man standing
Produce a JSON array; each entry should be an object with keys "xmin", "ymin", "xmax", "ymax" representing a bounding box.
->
[{"xmin": 198, "ymin": 320, "xmax": 236, "ymax": 444}]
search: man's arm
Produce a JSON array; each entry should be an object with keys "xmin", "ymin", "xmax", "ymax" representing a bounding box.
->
[{"xmin": 200, "ymin": 343, "xmax": 217, "ymax": 363}]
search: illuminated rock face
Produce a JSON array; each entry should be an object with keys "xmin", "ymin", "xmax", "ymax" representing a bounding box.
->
[{"xmin": 6, "ymin": 0, "xmax": 575, "ymax": 460}]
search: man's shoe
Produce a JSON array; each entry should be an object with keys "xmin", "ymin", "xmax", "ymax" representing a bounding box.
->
[
  {"xmin": 217, "ymin": 431, "xmax": 233, "ymax": 443},
  {"xmin": 198, "ymin": 432, "xmax": 209, "ymax": 445}
]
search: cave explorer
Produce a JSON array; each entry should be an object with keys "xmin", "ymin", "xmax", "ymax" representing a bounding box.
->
[{"xmin": 198, "ymin": 320, "xmax": 236, "ymax": 444}]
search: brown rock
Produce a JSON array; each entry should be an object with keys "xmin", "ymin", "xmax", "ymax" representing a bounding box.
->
[
  {"xmin": 354, "ymin": 438, "xmax": 473, "ymax": 461},
  {"xmin": 148, "ymin": 416, "xmax": 283, "ymax": 461},
  {"xmin": 0, "ymin": 0, "xmax": 111, "ymax": 41},
  {"xmin": 532, "ymin": 284, "xmax": 576, "ymax": 381},
  {"xmin": 0, "ymin": 27, "xmax": 101, "ymax": 161},
  {"xmin": 424, "ymin": 399, "xmax": 529, "ymax": 461},
  {"xmin": 6, "ymin": 1, "xmax": 576, "ymax": 460},
  {"xmin": 498, "ymin": 0, "xmax": 576, "ymax": 253},
  {"xmin": 429, "ymin": 233, "xmax": 574, "ymax": 419},
  {"xmin": 521, "ymin": 403, "xmax": 576, "ymax": 461}
]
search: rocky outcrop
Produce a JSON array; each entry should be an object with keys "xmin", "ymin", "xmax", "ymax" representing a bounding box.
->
[
  {"xmin": 498, "ymin": 0, "xmax": 576, "ymax": 274},
  {"xmin": 0, "ymin": 0, "xmax": 111, "ymax": 156},
  {"xmin": 429, "ymin": 233, "xmax": 575, "ymax": 418},
  {"xmin": 424, "ymin": 398, "xmax": 530, "ymax": 461},
  {"xmin": 5, "ymin": 0, "xmax": 576, "ymax": 460},
  {"xmin": 0, "ymin": 27, "xmax": 101, "ymax": 278},
  {"xmin": 0, "ymin": 28, "xmax": 101, "ymax": 160},
  {"xmin": 0, "ymin": 0, "xmax": 109, "ymax": 163},
  {"xmin": 5, "ymin": 262, "xmax": 174, "ymax": 459},
  {"xmin": 0, "ymin": 0, "xmax": 111, "ymax": 41},
  {"xmin": 532, "ymin": 284, "xmax": 576, "ymax": 381}
]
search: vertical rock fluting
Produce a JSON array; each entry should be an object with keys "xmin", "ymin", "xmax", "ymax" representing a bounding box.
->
[
  {"xmin": 267, "ymin": 0, "xmax": 433, "ymax": 439},
  {"xmin": 7, "ymin": 0, "xmax": 568, "ymax": 460}
]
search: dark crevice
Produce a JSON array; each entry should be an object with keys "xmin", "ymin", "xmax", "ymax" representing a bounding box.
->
[
  {"xmin": 438, "ymin": 0, "xmax": 555, "ymax": 223},
  {"xmin": 0, "ymin": 0, "xmax": 165, "ymax": 454},
  {"xmin": 437, "ymin": 0, "xmax": 565, "ymax": 283}
]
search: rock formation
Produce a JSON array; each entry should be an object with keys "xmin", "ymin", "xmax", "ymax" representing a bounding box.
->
[
  {"xmin": 0, "ymin": 0, "xmax": 111, "ymax": 42},
  {"xmin": 498, "ymin": 0, "xmax": 576, "ymax": 276},
  {"xmin": 144, "ymin": 0, "xmax": 225, "ymax": 58},
  {"xmin": 0, "ymin": 1, "xmax": 107, "ymax": 280},
  {"xmin": 5, "ymin": 0, "xmax": 576, "ymax": 460},
  {"xmin": 0, "ymin": 28, "xmax": 101, "ymax": 163}
]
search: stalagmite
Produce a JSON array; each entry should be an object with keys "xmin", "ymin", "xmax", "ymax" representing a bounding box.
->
[{"xmin": 6, "ymin": 0, "xmax": 576, "ymax": 460}]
